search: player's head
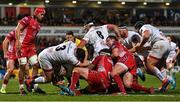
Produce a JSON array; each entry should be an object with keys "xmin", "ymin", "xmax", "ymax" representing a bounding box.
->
[
  {"xmin": 83, "ymin": 21, "xmax": 95, "ymax": 33},
  {"xmin": 166, "ymin": 35, "xmax": 173, "ymax": 42},
  {"xmin": 131, "ymin": 34, "xmax": 141, "ymax": 44},
  {"xmin": 99, "ymin": 48, "xmax": 111, "ymax": 56},
  {"xmin": 76, "ymin": 48, "xmax": 85, "ymax": 63},
  {"xmin": 134, "ymin": 21, "xmax": 145, "ymax": 33},
  {"xmin": 119, "ymin": 24, "xmax": 128, "ymax": 38},
  {"xmin": 106, "ymin": 35, "xmax": 117, "ymax": 47},
  {"xmin": 66, "ymin": 31, "xmax": 75, "ymax": 42},
  {"xmin": 34, "ymin": 7, "xmax": 46, "ymax": 22}
]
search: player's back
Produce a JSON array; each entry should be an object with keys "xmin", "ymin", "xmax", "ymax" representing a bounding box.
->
[
  {"xmin": 42, "ymin": 41, "xmax": 77, "ymax": 64},
  {"xmin": 92, "ymin": 55, "xmax": 113, "ymax": 78},
  {"xmin": 140, "ymin": 24, "xmax": 166, "ymax": 45},
  {"xmin": 84, "ymin": 25, "xmax": 109, "ymax": 45},
  {"xmin": 113, "ymin": 41, "xmax": 133, "ymax": 63},
  {"xmin": 19, "ymin": 16, "xmax": 41, "ymax": 46},
  {"xmin": 83, "ymin": 25, "xmax": 109, "ymax": 56},
  {"xmin": 123, "ymin": 31, "xmax": 141, "ymax": 49},
  {"xmin": 6, "ymin": 31, "xmax": 16, "ymax": 53}
]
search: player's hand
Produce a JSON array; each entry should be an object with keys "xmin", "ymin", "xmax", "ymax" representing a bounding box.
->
[
  {"xmin": 4, "ymin": 54, "xmax": 8, "ymax": 59},
  {"xmin": 135, "ymin": 45, "xmax": 143, "ymax": 52}
]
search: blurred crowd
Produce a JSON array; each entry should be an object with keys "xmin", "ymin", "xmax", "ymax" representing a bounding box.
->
[{"xmin": 0, "ymin": 9, "xmax": 180, "ymax": 26}]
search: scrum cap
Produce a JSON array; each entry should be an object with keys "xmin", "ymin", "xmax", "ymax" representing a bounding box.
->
[{"xmin": 34, "ymin": 7, "xmax": 46, "ymax": 16}]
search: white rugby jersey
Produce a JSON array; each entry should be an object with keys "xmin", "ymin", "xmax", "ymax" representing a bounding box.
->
[
  {"xmin": 169, "ymin": 41, "xmax": 179, "ymax": 53},
  {"xmin": 139, "ymin": 24, "xmax": 166, "ymax": 45},
  {"xmin": 83, "ymin": 25, "xmax": 109, "ymax": 54},
  {"xmin": 123, "ymin": 31, "xmax": 141, "ymax": 49},
  {"xmin": 42, "ymin": 41, "xmax": 80, "ymax": 65}
]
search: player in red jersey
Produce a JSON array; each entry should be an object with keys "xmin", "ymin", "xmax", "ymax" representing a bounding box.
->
[
  {"xmin": 106, "ymin": 36, "xmax": 154, "ymax": 94},
  {"xmin": 60, "ymin": 49, "xmax": 113, "ymax": 96},
  {"xmin": 0, "ymin": 31, "xmax": 29, "ymax": 95},
  {"xmin": 15, "ymin": 7, "xmax": 46, "ymax": 95}
]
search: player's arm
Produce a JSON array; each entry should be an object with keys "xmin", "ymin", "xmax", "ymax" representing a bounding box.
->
[
  {"xmin": 139, "ymin": 30, "xmax": 150, "ymax": 47},
  {"xmin": 135, "ymin": 30, "xmax": 150, "ymax": 52},
  {"xmin": 107, "ymin": 24, "xmax": 121, "ymax": 39},
  {"xmin": 87, "ymin": 63, "xmax": 95, "ymax": 70},
  {"xmin": 175, "ymin": 46, "xmax": 180, "ymax": 60},
  {"xmin": 77, "ymin": 39, "xmax": 87, "ymax": 48},
  {"xmin": 15, "ymin": 23, "xmax": 24, "ymax": 51},
  {"xmin": 2, "ymin": 37, "xmax": 10, "ymax": 59},
  {"xmin": 76, "ymin": 60, "xmax": 90, "ymax": 67}
]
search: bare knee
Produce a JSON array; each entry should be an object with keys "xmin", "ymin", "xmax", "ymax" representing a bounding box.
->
[{"xmin": 123, "ymin": 72, "xmax": 133, "ymax": 88}]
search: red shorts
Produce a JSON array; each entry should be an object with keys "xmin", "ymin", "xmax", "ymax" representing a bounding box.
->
[
  {"xmin": 19, "ymin": 45, "xmax": 37, "ymax": 58},
  {"xmin": 119, "ymin": 54, "xmax": 137, "ymax": 76},
  {"xmin": 7, "ymin": 52, "xmax": 17, "ymax": 60},
  {"xmin": 87, "ymin": 70, "xmax": 110, "ymax": 92}
]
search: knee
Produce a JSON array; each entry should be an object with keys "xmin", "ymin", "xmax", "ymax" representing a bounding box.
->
[
  {"xmin": 124, "ymin": 81, "xmax": 132, "ymax": 88},
  {"xmin": 72, "ymin": 68, "xmax": 80, "ymax": 73},
  {"xmin": 7, "ymin": 69, "xmax": 14, "ymax": 74},
  {"xmin": 110, "ymin": 70, "xmax": 116, "ymax": 77}
]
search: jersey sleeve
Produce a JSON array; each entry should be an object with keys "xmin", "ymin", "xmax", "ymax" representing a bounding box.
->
[
  {"xmin": 69, "ymin": 55, "xmax": 80, "ymax": 65},
  {"xmin": 140, "ymin": 26, "xmax": 152, "ymax": 37},
  {"xmin": 83, "ymin": 32, "xmax": 90, "ymax": 43},
  {"xmin": 19, "ymin": 16, "xmax": 31, "ymax": 27},
  {"xmin": 6, "ymin": 31, "xmax": 15, "ymax": 41},
  {"xmin": 92, "ymin": 56, "xmax": 101, "ymax": 65},
  {"xmin": 75, "ymin": 38, "xmax": 88, "ymax": 52}
]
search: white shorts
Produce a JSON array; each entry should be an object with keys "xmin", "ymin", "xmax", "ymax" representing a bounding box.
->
[
  {"xmin": 149, "ymin": 40, "xmax": 170, "ymax": 59},
  {"xmin": 166, "ymin": 51, "xmax": 176, "ymax": 63},
  {"xmin": 38, "ymin": 50, "xmax": 53, "ymax": 71},
  {"xmin": 18, "ymin": 55, "xmax": 38, "ymax": 65}
]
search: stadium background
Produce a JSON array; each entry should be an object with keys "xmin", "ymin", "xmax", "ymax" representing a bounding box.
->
[{"xmin": 0, "ymin": 0, "xmax": 179, "ymax": 101}]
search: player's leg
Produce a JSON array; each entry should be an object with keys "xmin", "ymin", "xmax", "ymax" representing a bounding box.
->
[
  {"xmin": 60, "ymin": 67, "xmax": 89, "ymax": 96},
  {"xmin": 110, "ymin": 62, "xmax": 127, "ymax": 94},
  {"xmin": 123, "ymin": 72, "xmax": 154, "ymax": 94},
  {"xmin": 166, "ymin": 56, "xmax": 176, "ymax": 90},
  {"xmin": 146, "ymin": 41, "xmax": 170, "ymax": 92},
  {"xmin": 28, "ymin": 54, "xmax": 41, "ymax": 92},
  {"xmin": 25, "ymin": 53, "xmax": 52, "ymax": 94},
  {"xmin": 24, "ymin": 63, "xmax": 30, "ymax": 79},
  {"xmin": 0, "ymin": 59, "xmax": 15, "ymax": 93},
  {"xmin": 18, "ymin": 57, "xmax": 28, "ymax": 95},
  {"xmin": 69, "ymin": 67, "xmax": 89, "ymax": 91}
]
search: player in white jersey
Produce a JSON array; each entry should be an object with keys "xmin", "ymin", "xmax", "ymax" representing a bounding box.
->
[
  {"xmin": 165, "ymin": 35, "xmax": 179, "ymax": 89},
  {"xmin": 134, "ymin": 21, "xmax": 170, "ymax": 93},
  {"xmin": 78, "ymin": 22, "xmax": 121, "ymax": 57},
  {"xmin": 25, "ymin": 41, "xmax": 89, "ymax": 92}
]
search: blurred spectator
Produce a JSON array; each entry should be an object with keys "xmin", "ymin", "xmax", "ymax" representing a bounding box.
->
[{"xmin": 0, "ymin": 8, "xmax": 179, "ymax": 26}]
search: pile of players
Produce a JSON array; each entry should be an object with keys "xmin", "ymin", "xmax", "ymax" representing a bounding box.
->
[{"xmin": 0, "ymin": 7, "xmax": 179, "ymax": 96}]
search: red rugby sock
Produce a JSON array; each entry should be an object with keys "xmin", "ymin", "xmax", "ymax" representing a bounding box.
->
[
  {"xmin": 113, "ymin": 74, "xmax": 126, "ymax": 93},
  {"xmin": 69, "ymin": 72, "xmax": 80, "ymax": 91},
  {"xmin": 131, "ymin": 83, "xmax": 149, "ymax": 93}
]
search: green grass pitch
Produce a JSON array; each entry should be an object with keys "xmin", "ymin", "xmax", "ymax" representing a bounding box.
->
[{"xmin": 0, "ymin": 73, "xmax": 180, "ymax": 101}]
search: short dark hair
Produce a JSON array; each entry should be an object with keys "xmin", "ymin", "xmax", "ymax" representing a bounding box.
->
[
  {"xmin": 131, "ymin": 35, "xmax": 141, "ymax": 43},
  {"xmin": 66, "ymin": 31, "xmax": 74, "ymax": 36},
  {"xmin": 134, "ymin": 21, "xmax": 145, "ymax": 30},
  {"xmin": 99, "ymin": 48, "xmax": 111, "ymax": 56},
  {"xmin": 76, "ymin": 48, "xmax": 85, "ymax": 63},
  {"xmin": 107, "ymin": 35, "xmax": 118, "ymax": 41}
]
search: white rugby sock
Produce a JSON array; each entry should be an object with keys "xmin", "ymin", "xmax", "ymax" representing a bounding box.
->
[
  {"xmin": 161, "ymin": 68, "xmax": 168, "ymax": 77},
  {"xmin": 154, "ymin": 67, "xmax": 165, "ymax": 81},
  {"xmin": 34, "ymin": 76, "xmax": 46, "ymax": 83},
  {"xmin": 1, "ymin": 84, "xmax": 7, "ymax": 89},
  {"xmin": 19, "ymin": 84, "xmax": 24, "ymax": 89}
]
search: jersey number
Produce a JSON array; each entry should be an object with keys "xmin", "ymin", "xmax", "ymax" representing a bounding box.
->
[
  {"xmin": 55, "ymin": 45, "xmax": 66, "ymax": 51},
  {"xmin": 96, "ymin": 31, "xmax": 104, "ymax": 39}
]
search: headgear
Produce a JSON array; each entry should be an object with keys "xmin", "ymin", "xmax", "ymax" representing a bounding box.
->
[{"xmin": 34, "ymin": 7, "xmax": 46, "ymax": 16}]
